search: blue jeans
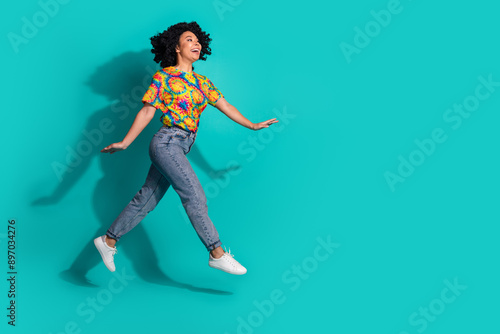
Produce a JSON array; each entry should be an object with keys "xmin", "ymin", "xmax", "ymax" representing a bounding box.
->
[{"xmin": 106, "ymin": 125, "xmax": 222, "ymax": 251}]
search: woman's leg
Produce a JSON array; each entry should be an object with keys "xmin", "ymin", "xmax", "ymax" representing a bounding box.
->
[
  {"xmin": 151, "ymin": 140, "xmax": 222, "ymax": 252},
  {"xmin": 97, "ymin": 127, "xmax": 246, "ymax": 274},
  {"xmin": 105, "ymin": 163, "xmax": 170, "ymax": 242}
]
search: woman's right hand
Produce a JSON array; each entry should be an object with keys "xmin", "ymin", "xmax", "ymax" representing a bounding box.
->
[{"xmin": 101, "ymin": 141, "xmax": 128, "ymax": 154}]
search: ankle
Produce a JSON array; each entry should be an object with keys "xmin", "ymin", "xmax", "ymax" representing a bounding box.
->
[
  {"xmin": 105, "ymin": 236, "xmax": 116, "ymax": 248},
  {"xmin": 210, "ymin": 246, "xmax": 224, "ymax": 259}
]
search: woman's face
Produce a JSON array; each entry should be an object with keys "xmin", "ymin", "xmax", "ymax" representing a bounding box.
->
[{"xmin": 176, "ymin": 31, "xmax": 201, "ymax": 63}]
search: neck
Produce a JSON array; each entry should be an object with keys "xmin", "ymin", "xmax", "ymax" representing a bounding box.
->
[{"xmin": 174, "ymin": 59, "xmax": 194, "ymax": 73}]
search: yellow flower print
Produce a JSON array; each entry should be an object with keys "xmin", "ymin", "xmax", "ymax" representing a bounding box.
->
[{"xmin": 168, "ymin": 77, "xmax": 187, "ymax": 94}]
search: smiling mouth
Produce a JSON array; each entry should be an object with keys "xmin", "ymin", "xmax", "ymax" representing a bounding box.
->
[{"xmin": 191, "ymin": 49, "xmax": 200, "ymax": 53}]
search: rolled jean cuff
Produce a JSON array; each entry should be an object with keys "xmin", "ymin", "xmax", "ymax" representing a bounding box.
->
[
  {"xmin": 106, "ymin": 230, "xmax": 120, "ymax": 242},
  {"xmin": 206, "ymin": 239, "xmax": 222, "ymax": 251}
]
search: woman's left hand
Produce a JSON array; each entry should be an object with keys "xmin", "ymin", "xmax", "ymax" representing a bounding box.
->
[{"xmin": 252, "ymin": 118, "xmax": 279, "ymax": 130}]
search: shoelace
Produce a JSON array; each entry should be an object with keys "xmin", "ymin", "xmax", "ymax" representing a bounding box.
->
[
  {"xmin": 108, "ymin": 247, "xmax": 118, "ymax": 257},
  {"xmin": 104, "ymin": 237, "xmax": 118, "ymax": 256},
  {"xmin": 222, "ymin": 246, "xmax": 238, "ymax": 267},
  {"xmin": 223, "ymin": 246, "xmax": 234, "ymax": 258}
]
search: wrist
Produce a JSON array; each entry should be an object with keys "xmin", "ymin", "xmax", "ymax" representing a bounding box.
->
[
  {"xmin": 250, "ymin": 123, "xmax": 256, "ymax": 130},
  {"xmin": 120, "ymin": 140, "xmax": 130, "ymax": 149}
]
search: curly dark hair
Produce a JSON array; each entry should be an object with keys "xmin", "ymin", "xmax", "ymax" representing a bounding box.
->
[{"xmin": 149, "ymin": 21, "xmax": 212, "ymax": 71}]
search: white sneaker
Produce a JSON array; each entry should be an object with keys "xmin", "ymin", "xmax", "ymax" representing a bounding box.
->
[
  {"xmin": 94, "ymin": 235, "xmax": 117, "ymax": 272},
  {"xmin": 209, "ymin": 247, "xmax": 247, "ymax": 275}
]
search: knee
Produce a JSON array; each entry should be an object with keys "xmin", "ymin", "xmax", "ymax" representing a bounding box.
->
[
  {"xmin": 130, "ymin": 188, "xmax": 159, "ymax": 210},
  {"xmin": 184, "ymin": 190, "xmax": 207, "ymax": 210},
  {"xmin": 197, "ymin": 190, "xmax": 208, "ymax": 209}
]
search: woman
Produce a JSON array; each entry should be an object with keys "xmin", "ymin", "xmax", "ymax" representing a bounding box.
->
[{"xmin": 93, "ymin": 21, "xmax": 278, "ymax": 275}]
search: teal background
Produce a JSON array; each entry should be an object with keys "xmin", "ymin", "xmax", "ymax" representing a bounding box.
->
[{"xmin": 2, "ymin": 0, "xmax": 499, "ymax": 333}]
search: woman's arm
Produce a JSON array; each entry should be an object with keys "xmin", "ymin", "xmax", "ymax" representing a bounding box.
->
[
  {"xmin": 215, "ymin": 97, "xmax": 278, "ymax": 130},
  {"xmin": 101, "ymin": 103, "xmax": 157, "ymax": 154}
]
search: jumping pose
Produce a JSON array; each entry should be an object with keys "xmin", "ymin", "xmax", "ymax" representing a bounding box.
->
[{"xmin": 94, "ymin": 21, "xmax": 278, "ymax": 275}]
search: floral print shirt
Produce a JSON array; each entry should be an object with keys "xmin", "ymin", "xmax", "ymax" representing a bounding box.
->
[{"xmin": 142, "ymin": 66, "xmax": 224, "ymax": 133}]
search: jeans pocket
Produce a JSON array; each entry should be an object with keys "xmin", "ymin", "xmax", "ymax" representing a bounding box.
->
[
  {"xmin": 150, "ymin": 132, "xmax": 174, "ymax": 160},
  {"xmin": 153, "ymin": 133, "xmax": 164, "ymax": 140}
]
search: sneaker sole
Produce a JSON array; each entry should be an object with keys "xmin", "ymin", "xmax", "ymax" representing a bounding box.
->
[{"xmin": 209, "ymin": 262, "xmax": 247, "ymax": 275}]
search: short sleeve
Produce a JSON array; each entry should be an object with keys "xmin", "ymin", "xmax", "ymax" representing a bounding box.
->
[
  {"xmin": 142, "ymin": 71, "xmax": 166, "ymax": 110},
  {"xmin": 205, "ymin": 77, "xmax": 224, "ymax": 107}
]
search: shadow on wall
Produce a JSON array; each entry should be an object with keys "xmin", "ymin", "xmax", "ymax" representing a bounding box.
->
[{"xmin": 32, "ymin": 49, "xmax": 238, "ymax": 295}]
